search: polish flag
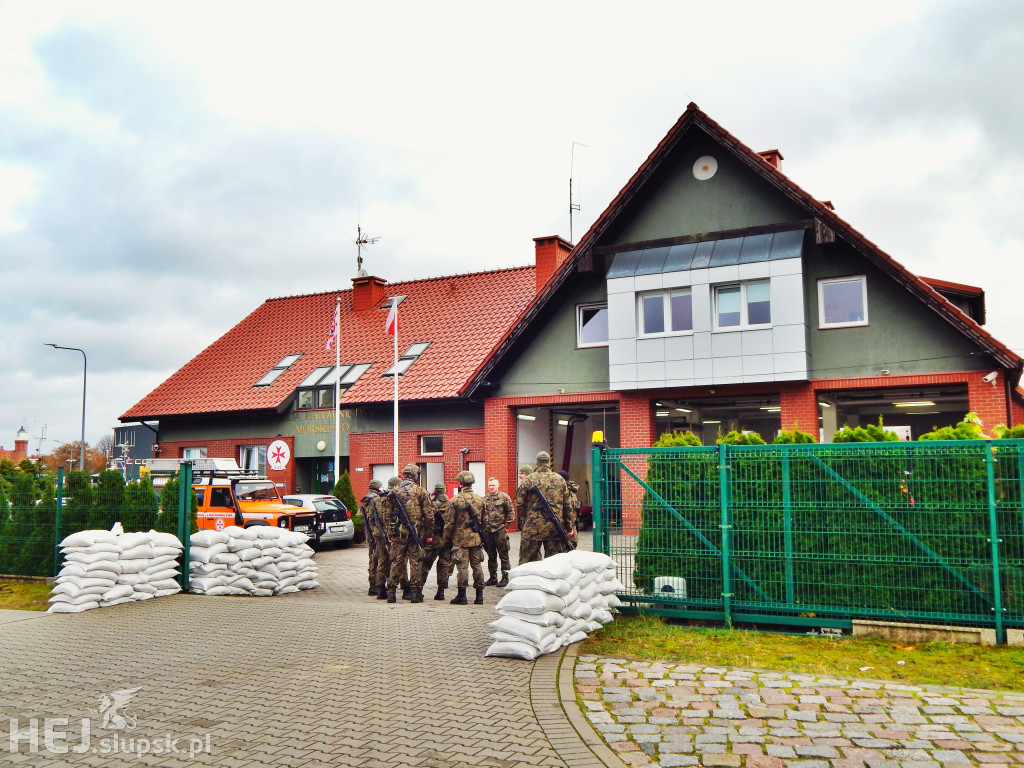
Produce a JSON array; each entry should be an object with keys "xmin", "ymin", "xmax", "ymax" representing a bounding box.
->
[
  {"xmin": 325, "ymin": 303, "xmax": 339, "ymax": 350},
  {"xmin": 384, "ymin": 302, "xmax": 398, "ymax": 335}
]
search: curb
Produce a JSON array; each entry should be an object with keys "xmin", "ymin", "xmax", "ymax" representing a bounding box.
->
[{"xmin": 531, "ymin": 645, "xmax": 628, "ymax": 768}]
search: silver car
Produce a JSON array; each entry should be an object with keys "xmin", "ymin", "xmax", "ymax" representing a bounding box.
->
[{"xmin": 281, "ymin": 494, "xmax": 354, "ymax": 547}]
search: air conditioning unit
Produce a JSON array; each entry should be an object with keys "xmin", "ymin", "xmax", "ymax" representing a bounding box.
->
[{"xmin": 653, "ymin": 576, "xmax": 687, "ymax": 602}]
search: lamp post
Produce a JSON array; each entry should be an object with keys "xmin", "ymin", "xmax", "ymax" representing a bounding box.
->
[{"xmin": 45, "ymin": 343, "xmax": 87, "ymax": 472}]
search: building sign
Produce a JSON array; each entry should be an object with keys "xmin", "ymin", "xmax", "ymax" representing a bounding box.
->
[{"xmin": 267, "ymin": 440, "xmax": 291, "ymax": 471}]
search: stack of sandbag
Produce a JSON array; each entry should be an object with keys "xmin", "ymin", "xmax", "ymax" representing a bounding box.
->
[
  {"xmin": 188, "ymin": 525, "xmax": 319, "ymax": 596},
  {"xmin": 47, "ymin": 529, "xmax": 183, "ymax": 614},
  {"xmin": 486, "ymin": 550, "xmax": 624, "ymax": 660}
]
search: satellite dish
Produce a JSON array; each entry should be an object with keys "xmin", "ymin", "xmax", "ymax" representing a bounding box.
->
[{"xmin": 693, "ymin": 155, "xmax": 718, "ymax": 180}]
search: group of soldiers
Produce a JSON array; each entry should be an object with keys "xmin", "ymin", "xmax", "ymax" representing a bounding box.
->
[{"xmin": 360, "ymin": 450, "xmax": 581, "ymax": 606}]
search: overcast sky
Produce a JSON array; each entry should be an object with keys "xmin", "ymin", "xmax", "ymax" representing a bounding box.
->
[{"xmin": 2, "ymin": 0, "xmax": 1023, "ymax": 457}]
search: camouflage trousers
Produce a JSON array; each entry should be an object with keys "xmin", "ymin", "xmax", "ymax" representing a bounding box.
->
[
  {"xmin": 518, "ymin": 537, "xmax": 571, "ymax": 565},
  {"xmin": 388, "ymin": 537, "xmax": 425, "ymax": 589},
  {"xmin": 451, "ymin": 546, "xmax": 485, "ymax": 588},
  {"xmin": 420, "ymin": 543, "xmax": 454, "ymax": 587},
  {"xmin": 367, "ymin": 541, "xmax": 391, "ymax": 588},
  {"xmin": 481, "ymin": 528, "xmax": 511, "ymax": 576}
]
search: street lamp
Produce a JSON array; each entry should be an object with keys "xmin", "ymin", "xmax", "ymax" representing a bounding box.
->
[{"xmin": 45, "ymin": 343, "xmax": 87, "ymax": 472}]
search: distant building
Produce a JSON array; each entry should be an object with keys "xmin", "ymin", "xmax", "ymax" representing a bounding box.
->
[{"xmin": 0, "ymin": 427, "xmax": 30, "ymax": 464}]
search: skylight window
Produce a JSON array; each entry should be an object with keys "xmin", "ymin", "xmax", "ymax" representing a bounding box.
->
[
  {"xmin": 254, "ymin": 354, "xmax": 303, "ymax": 387},
  {"xmin": 384, "ymin": 342, "xmax": 432, "ymax": 377},
  {"xmin": 296, "ymin": 362, "xmax": 373, "ymax": 409}
]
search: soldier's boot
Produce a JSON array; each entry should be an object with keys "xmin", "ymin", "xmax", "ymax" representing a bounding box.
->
[
  {"xmin": 368, "ymin": 586, "xmax": 379, "ymax": 597},
  {"xmin": 401, "ymin": 587, "xmax": 412, "ymax": 601},
  {"xmin": 433, "ymin": 587, "xmax": 445, "ymax": 601},
  {"xmin": 484, "ymin": 573, "xmax": 498, "ymax": 586},
  {"xmin": 376, "ymin": 584, "xmax": 388, "ymax": 600},
  {"xmin": 386, "ymin": 587, "xmax": 397, "ymax": 603},
  {"xmin": 473, "ymin": 587, "xmax": 485, "ymax": 605},
  {"xmin": 497, "ymin": 571, "xmax": 509, "ymax": 588},
  {"xmin": 410, "ymin": 587, "xmax": 423, "ymax": 604},
  {"xmin": 450, "ymin": 588, "xmax": 468, "ymax": 605}
]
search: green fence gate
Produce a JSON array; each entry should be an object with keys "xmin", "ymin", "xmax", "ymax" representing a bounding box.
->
[{"xmin": 592, "ymin": 439, "xmax": 1024, "ymax": 644}]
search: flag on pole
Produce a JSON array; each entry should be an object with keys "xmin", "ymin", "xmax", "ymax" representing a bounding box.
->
[
  {"xmin": 385, "ymin": 301, "xmax": 398, "ymax": 335},
  {"xmin": 325, "ymin": 303, "xmax": 339, "ymax": 350}
]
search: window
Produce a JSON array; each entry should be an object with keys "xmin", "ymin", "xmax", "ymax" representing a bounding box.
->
[
  {"xmin": 182, "ymin": 447, "xmax": 207, "ymax": 459},
  {"xmin": 577, "ymin": 303, "xmax": 609, "ymax": 347},
  {"xmin": 239, "ymin": 445, "xmax": 267, "ymax": 473},
  {"xmin": 639, "ymin": 290, "xmax": 693, "ymax": 335},
  {"xmin": 420, "ymin": 435, "xmax": 443, "ymax": 455},
  {"xmin": 255, "ymin": 354, "xmax": 303, "ymax": 386},
  {"xmin": 296, "ymin": 362, "xmax": 372, "ymax": 409},
  {"xmin": 714, "ymin": 281, "xmax": 771, "ymax": 329},
  {"xmin": 384, "ymin": 342, "xmax": 431, "ymax": 376},
  {"xmin": 819, "ymin": 276, "xmax": 868, "ymax": 328}
]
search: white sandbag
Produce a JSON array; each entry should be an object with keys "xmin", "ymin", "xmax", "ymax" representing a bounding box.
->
[
  {"xmin": 496, "ymin": 608, "xmax": 565, "ymax": 628},
  {"xmin": 255, "ymin": 526, "xmax": 286, "ymax": 539},
  {"xmin": 274, "ymin": 585, "xmax": 300, "ymax": 595},
  {"xmin": 604, "ymin": 594, "xmax": 623, "ymax": 609},
  {"xmin": 148, "ymin": 531, "xmax": 183, "ymax": 549},
  {"xmin": 562, "ymin": 549, "xmax": 615, "ymax": 572},
  {"xmin": 229, "ymin": 526, "xmax": 260, "ymax": 541},
  {"xmin": 561, "ymin": 630, "xmax": 589, "ymax": 646},
  {"xmin": 484, "ymin": 640, "xmax": 541, "ymax": 660},
  {"xmin": 151, "ymin": 546, "xmax": 182, "ymax": 558},
  {"xmin": 505, "ymin": 575, "xmax": 571, "ymax": 596},
  {"xmin": 61, "ymin": 542, "xmax": 121, "ymax": 554},
  {"xmin": 144, "ymin": 568, "xmax": 179, "ymax": 583},
  {"xmin": 60, "ymin": 530, "xmax": 120, "ymax": 548},
  {"xmin": 297, "ymin": 580, "xmax": 319, "ymax": 590},
  {"xmin": 101, "ymin": 584, "xmax": 135, "ymax": 602},
  {"xmin": 225, "ymin": 576, "xmax": 256, "ymax": 592},
  {"xmin": 47, "ymin": 600, "xmax": 99, "ymax": 613},
  {"xmin": 190, "ymin": 529, "xmax": 228, "ymax": 547},
  {"xmin": 133, "ymin": 591, "xmax": 156, "ymax": 600},
  {"xmin": 587, "ymin": 620, "xmax": 604, "ymax": 632},
  {"xmin": 250, "ymin": 555, "xmax": 274, "ymax": 569},
  {"xmin": 495, "ymin": 589, "xmax": 567, "ymax": 615},
  {"xmin": 489, "ymin": 615, "xmax": 559, "ymax": 646},
  {"xmin": 210, "ymin": 552, "xmax": 241, "ymax": 566},
  {"xmin": 52, "ymin": 581, "xmax": 107, "ymax": 597},
  {"xmin": 148, "ymin": 578, "xmax": 180, "ymax": 591},
  {"xmin": 578, "ymin": 581, "xmax": 602, "ymax": 603},
  {"xmin": 189, "ymin": 576, "xmax": 226, "ymax": 592},
  {"xmin": 254, "ymin": 579, "xmax": 279, "ymax": 590},
  {"xmin": 134, "ymin": 582, "xmax": 158, "ymax": 595},
  {"xmin": 277, "ymin": 560, "xmax": 299, "ymax": 573},
  {"xmin": 145, "ymin": 554, "xmax": 179, "ymax": 570},
  {"xmin": 55, "ymin": 574, "xmax": 116, "ymax": 590},
  {"xmin": 64, "ymin": 550, "xmax": 119, "ymax": 565},
  {"xmin": 260, "ymin": 546, "xmax": 283, "ymax": 559},
  {"xmin": 234, "ymin": 547, "xmax": 262, "ymax": 561},
  {"xmin": 48, "ymin": 592, "xmax": 103, "ymax": 606},
  {"xmin": 592, "ymin": 608, "xmax": 615, "ymax": 624},
  {"xmin": 118, "ymin": 559, "xmax": 150, "ymax": 574},
  {"xmin": 189, "ymin": 543, "xmax": 228, "ymax": 562},
  {"xmin": 251, "ymin": 588, "xmax": 274, "ymax": 597},
  {"xmin": 598, "ymin": 579, "xmax": 625, "ymax": 594},
  {"xmin": 118, "ymin": 532, "xmax": 152, "ymax": 549},
  {"xmin": 116, "ymin": 572, "xmax": 143, "ymax": 586},
  {"xmin": 154, "ymin": 587, "xmax": 180, "ymax": 597},
  {"xmin": 508, "ymin": 556, "xmax": 574, "ymax": 581}
]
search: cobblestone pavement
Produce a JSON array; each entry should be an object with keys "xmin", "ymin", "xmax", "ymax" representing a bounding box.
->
[
  {"xmin": 1, "ymin": 532, "xmax": 618, "ymax": 768},
  {"xmin": 573, "ymin": 657, "xmax": 1024, "ymax": 768}
]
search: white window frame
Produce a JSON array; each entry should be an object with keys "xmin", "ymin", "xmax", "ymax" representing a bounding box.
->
[
  {"xmin": 239, "ymin": 445, "xmax": 267, "ymax": 473},
  {"xmin": 182, "ymin": 447, "xmax": 207, "ymax": 459},
  {"xmin": 818, "ymin": 275, "xmax": 868, "ymax": 328},
  {"xmin": 419, "ymin": 435, "xmax": 443, "ymax": 456},
  {"xmin": 638, "ymin": 289, "xmax": 694, "ymax": 336},
  {"xmin": 576, "ymin": 303, "xmax": 609, "ymax": 348},
  {"xmin": 384, "ymin": 342, "xmax": 431, "ymax": 377},
  {"xmin": 713, "ymin": 280, "xmax": 771, "ymax": 330}
]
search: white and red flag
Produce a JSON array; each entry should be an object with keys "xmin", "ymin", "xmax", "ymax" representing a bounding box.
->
[
  {"xmin": 384, "ymin": 302, "xmax": 399, "ymax": 335},
  {"xmin": 325, "ymin": 303, "xmax": 340, "ymax": 350}
]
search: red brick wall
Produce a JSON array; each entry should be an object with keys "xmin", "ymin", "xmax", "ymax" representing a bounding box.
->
[
  {"xmin": 779, "ymin": 382, "xmax": 818, "ymax": 435},
  {"xmin": 533, "ymin": 236, "xmax": 573, "ymax": 292}
]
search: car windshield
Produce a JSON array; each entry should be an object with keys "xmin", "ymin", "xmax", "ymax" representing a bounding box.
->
[{"xmin": 234, "ymin": 481, "xmax": 279, "ymax": 502}]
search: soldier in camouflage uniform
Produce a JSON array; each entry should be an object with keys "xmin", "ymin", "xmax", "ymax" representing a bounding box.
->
[
  {"xmin": 515, "ymin": 463, "xmax": 533, "ymax": 530},
  {"xmin": 514, "ymin": 451, "xmax": 574, "ymax": 564},
  {"xmin": 481, "ymin": 476, "xmax": 514, "ymax": 587},
  {"xmin": 443, "ymin": 470, "xmax": 487, "ymax": 605},
  {"xmin": 557, "ymin": 470, "xmax": 581, "ymax": 550},
  {"xmin": 385, "ymin": 464, "xmax": 432, "ymax": 603},
  {"xmin": 421, "ymin": 481, "xmax": 455, "ymax": 600},
  {"xmin": 362, "ymin": 479, "xmax": 391, "ymax": 597}
]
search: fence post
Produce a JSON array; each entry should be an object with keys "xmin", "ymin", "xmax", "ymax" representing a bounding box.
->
[
  {"xmin": 984, "ymin": 446, "xmax": 1005, "ymax": 645},
  {"xmin": 177, "ymin": 462, "xmax": 192, "ymax": 591},
  {"xmin": 53, "ymin": 467, "xmax": 64, "ymax": 577},
  {"xmin": 782, "ymin": 447, "xmax": 795, "ymax": 605},
  {"xmin": 719, "ymin": 443, "xmax": 733, "ymax": 628},
  {"xmin": 591, "ymin": 444, "xmax": 605, "ymax": 555}
]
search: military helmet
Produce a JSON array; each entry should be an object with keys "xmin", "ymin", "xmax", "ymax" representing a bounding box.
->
[
  {"xmin": 556, "ymin": 470, "xmax": 570, "ymax": 481},
  {"xmin": 535, "ymin": 450, "xmax": 551, "ymax": 465},
  {"xmin": 388, "ymin": 476, "xmax": 401, "ymax": 488},
  {"xmin": 456, "ymin": 470, "xmax": 475, "ymax": 486},
  {"xmin": 369, "ymin": 479, "xmax": 383, "ymax": 490},
  {"xmin": 434, "ymin": 482, "xmax": 446, "ymax": 492},
  {"xmin": 518, "ymin": 463, "xmax": 534, "ymax": 475},
  {"xmin": 402, "ymin": 463, "xmax": 420, "ymax": 478}
]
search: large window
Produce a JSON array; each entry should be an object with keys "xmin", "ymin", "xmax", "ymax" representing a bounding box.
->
[
  {"xmin": 715, "ymin": 281, "xmax": 770, "ymax": 329},
  {"xmin": 296, "ymin": 363, "xmax": 372, "ymax": 409},
  {"xmin": 239, "ymin": 445, "xmax": 266, "ymax": 473},
  {"xmin": 181, "ymin": 447, "xmax": 207, "ymax": 459},
  {"xmin": 254, "ymin": 354, "xmax": 303, "ymax": 386},
  {"xmin": 639, "ymin": 290, "xmax": 693, "ymax": 335},
  {"xmin": 577, "ymin": 303, "xmax": 609, "ymax": 347},
  {"xmin": 420, "ymin": 435, "xmax": 443, "ymax": 455},
  {"xmin": 819, "ymin": 275, "xmax": 868, "ymax": 328}
]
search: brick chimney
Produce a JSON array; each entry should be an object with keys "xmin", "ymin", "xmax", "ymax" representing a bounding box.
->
[
  {"xmin": 758, "ymin": 149, "xmax": 784, "ymax": 169},
  {"xmin": 533, "ymin": 236, "xmax": 573, "ymax": 292},
  {"xmin": 351, "ymin": 275, "xmax": 386, "ymax": 312}
]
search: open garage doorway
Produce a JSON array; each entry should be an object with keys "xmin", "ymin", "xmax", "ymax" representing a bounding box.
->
[{"xmin": 818, "ymin": 384, "xmax": 969, "ymax": 441}]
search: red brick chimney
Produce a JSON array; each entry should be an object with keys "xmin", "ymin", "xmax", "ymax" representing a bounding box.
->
[
  {"xmin": 351, "ymin": 275, "xmax": 386, "ymax": 312},
  {"xmin": 758, "ymin": 149, "xmax": 784, "ymax": 169},
  {"xmin": 533, "ymin": 236, "xmax": 573, "ymax": 292}
]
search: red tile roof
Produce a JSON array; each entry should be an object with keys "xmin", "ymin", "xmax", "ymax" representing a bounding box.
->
[{"xmin": 121, "ymin": 266, "xmax": 536, "ymax": 420}]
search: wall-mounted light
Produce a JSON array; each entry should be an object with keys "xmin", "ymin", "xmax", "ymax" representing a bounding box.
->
[
  {"xmin": 675, "ymin": 408, "xmax": 691, "ymax": 413},
  {"xmin": 893, "ymin": 401, "xmax": 935, "ymax": 408},
  {"xmin": 557, "ymin": 419, "xmax": 569, "ymax": 426},
  {"xmin": 517, "ymin": 414, "xmax": 537, "ymax": 421},
  {"xmin": 703, "ymin": 420, "xmax": 721, "ymax": 424},
  {"xmin": 759, "ymin": 406, "xmax": 781, "ymax": 412},
  {"xmin": 655, "ymin": 411, "xmax": 670, "ymax": 417},
  {"xmin": 818, "ymin": 402, "xmax": 831, "ymax": 408}
]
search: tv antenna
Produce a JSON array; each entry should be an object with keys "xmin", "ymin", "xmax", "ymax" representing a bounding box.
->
[
  {"xmin": 569, "ymin": 141, "xmax": 588, "ymax": 243},
  {"xmin": 355, "ymin": 224, "xmax": 379, "ymax": 276},
  {"xmin": 34, "ymin": 423, "xmax": 47, "ymax": 454}
]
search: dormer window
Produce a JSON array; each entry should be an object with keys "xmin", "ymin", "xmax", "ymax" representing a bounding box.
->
[
  {"xmin": 254, "ymin": 354, "xmax": 303, "ymax": 386},
  {"xmin": 384, "ymin": 342, "xmax": 431, "ymax": 377},
  {"xmin": 296, "ymin": 363, "xmax": 372, "ymax": 409}
]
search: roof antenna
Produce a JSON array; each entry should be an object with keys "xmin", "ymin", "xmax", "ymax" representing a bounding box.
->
[
  {"xmin": 355, "ymin": 222, "xmax": 379, "ymax": 276},
  {"xmin": 569, "ymin": 141, "xmax": 587, "ymax": 243}
]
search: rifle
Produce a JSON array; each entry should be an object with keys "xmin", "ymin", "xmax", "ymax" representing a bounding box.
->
[
  {"xmin": 460, "ymin": 501, "xmax": 484, "ymax": 541},
  {"xmin": 389, "ymin": 489, "xmax": 424, "ymax": 550},
  {"xmin": 527, "ymin": 484, "xmax": 572, "ymax": 550},
  {"xmin": 366, "ymin": 497, "xmax": 390, "ymax": 556}
]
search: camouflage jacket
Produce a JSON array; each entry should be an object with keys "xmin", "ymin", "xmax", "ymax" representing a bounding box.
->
[
  {"xmin": 428, "ymin": 492, "xmax": 452, "ymax": 547},
  {"xmin": 482, "ymin": 491, "xmax": 514, "ymax": 532},
  {"xmin": 386, "ymin": 479, "xmax": 432, "ymax": 542},
  {"xmin": 514, "ymin": 466, "xmax": 573, "ymax": 542},
  {"xmin": 443, "ymin": 488, "xmax": 485, "ymax": 549},
  {"xmin": 566, "ymin": 480, "xmax": 580, "ymax": 544},
  {"xmin": 361, "ymin": 493, "xmax": 390, "ymax": 545}
]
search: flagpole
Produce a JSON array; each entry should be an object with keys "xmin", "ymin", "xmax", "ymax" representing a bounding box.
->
[
  {"xmin": 392, "ymin": 301, "xmax": 399, "ymax": 476},
  {"xmin": 333, "ymin": 295, "xmax": 341, "ymax": 490}
]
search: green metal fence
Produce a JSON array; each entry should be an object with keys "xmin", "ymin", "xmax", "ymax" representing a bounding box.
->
[
  {"xmin": 592, "ymin": 439, "xmax": 1024, "ymax": 644},
  {"xmin": 0, "ymin": 466, "xmax": 193, "ymax": 589}
]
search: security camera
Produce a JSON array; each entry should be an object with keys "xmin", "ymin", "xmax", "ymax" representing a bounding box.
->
[{"xmin": 982, "ymin": 371, "xmax": 998, "ymax": 384}]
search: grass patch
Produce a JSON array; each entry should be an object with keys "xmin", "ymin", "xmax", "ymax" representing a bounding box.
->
[
  {"xmin": 580, "ymin": 614, "xmax": 1024, "ymax": 692},
  {"xmin": 0, "ymin": 580, "xmax": 51, "ymax": 611}
]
